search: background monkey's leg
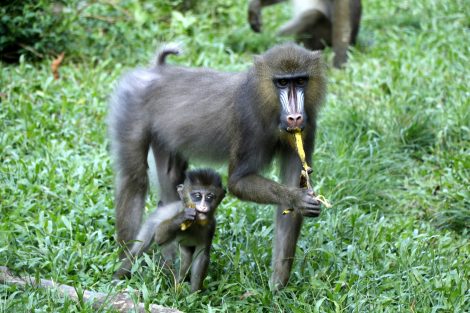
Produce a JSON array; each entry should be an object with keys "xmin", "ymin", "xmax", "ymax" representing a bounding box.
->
[{"xmin": 332, "ymin": 0, "xmax": 352, "ymax": 68}]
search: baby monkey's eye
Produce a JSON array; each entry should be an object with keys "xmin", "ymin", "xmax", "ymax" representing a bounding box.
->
[{"xmin": 192, "ymin": 192, "xmax": 202, "ymax": 200}]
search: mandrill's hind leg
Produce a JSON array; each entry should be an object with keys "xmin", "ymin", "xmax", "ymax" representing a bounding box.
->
[
  {"xmin": 114, "ymin": 131, "xmax": 150, "ymax": 251},
  {"xmin": 151, "ymin": 141, "xmax": 188, "ymax": 205},
  {"xmin": 271, "ymin": 148, "xmax": 304, "ymax": 290},
  {"xmin": 151, "ymin": 141, "xmax": 187, "ymax": 261}
]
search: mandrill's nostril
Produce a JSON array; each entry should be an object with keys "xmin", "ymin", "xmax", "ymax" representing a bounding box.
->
[{"xmin": 287, "ymin": 114, "xmax": 303, "ymax": 127}]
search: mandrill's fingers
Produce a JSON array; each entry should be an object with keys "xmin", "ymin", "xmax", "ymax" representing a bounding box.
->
[
  {"xmin": 184, "ymin": 208, "xmax": 197, "ymax": 221},
  {"xmin": 179, "ymin": 208, "xmax": 196, "ymax": 231},
  {"xmin": 302, "ymin": 190, "xmax": 321, "ymax": 207},
  {"xmin": 301, "ymin": 207, "xmax": 321, "ymax": 217},
  {"xmin": 301, "ymin": 191, "xmax": 321, "ymax": 217},
  {"xmin": 284, "ymin": 189, "xmax": 322, "ymax": 217}
]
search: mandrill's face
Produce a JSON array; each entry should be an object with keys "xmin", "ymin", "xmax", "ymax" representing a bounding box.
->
[
  {"xmin": 189, "ymin": 188, "xmax": 216, "ymax": 221},
  {"xmin": 273, "ymin": 74, "xmax": 309, "ymax": 132}
]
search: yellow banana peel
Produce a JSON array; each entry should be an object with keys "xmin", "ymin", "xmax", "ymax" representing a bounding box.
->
[
  {"xmin": 283, "ymin": 129, "xmax": 331, "ymax": 215},
  {"xmin": 180, "ymin": 202, "xmax": 196, "ymax": 231}
]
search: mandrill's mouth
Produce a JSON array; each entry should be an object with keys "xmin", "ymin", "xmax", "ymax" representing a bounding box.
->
[
  {"xmin": 280, "ymin": 125, "xmax": 304, "ymax": 133},
  {"xmin": 196, "ymin": 212, "xmax": 208, "ymax": 220},
  {"xmin": 196, "ymin": 212, "xmax": 210, "ymax": 226},
  {"xmin": 286, "ymin": 126, "xmax": 303, "ymax": 133}
]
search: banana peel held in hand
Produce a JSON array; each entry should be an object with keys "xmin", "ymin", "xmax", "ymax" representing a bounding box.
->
[
  {"xmin": 283, "ymin": 128, "xmax": 331, "ymax": 215},
  {"xmin": 180, "ymin": 202, "xmax": 196, "ymax": 231}
]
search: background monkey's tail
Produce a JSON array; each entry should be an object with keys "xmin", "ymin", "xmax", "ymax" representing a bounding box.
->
[{"xmin": 154, "ymin": 43, "xmax": 183, "ymax": 66}]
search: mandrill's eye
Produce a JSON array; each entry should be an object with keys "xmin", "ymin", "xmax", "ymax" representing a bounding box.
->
[
  {"xmin": 275, "ymin": 79, "xmax": 289, "ymax": 88},
  {"xmin": 191, "ymin": 192, "xmax": 202, "ymax": 201},
  {"xmin": 206, "ymin": 193, "xmax": 215, "ymax": 201},
  {"xmin": 295, "ymin": 77, "xmax": 307, "ymax": 87}
]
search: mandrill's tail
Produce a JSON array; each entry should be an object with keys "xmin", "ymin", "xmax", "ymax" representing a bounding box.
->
[{"xmin": 154, "ymin": 43, "xmax": 183, "ymax": 66}]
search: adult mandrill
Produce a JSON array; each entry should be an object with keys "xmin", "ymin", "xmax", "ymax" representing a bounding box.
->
[{"xmin": 108, "ymin": 43, "xmax": 326, "ymax": 289}]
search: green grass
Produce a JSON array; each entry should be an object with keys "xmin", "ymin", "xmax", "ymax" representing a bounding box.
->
[{"xmin": 1, "ymin": 0, "xmax": 469, "ymax": 312}]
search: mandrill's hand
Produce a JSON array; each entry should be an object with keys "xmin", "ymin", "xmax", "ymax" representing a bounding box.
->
[
  {"xmin": 248, "ymin": 0, "xmax": 262, "ymax": 32},
  {"xmin": 292, "ymin": 188, "xmax": 322, "ymax": 217},
  {"xmin": 176, "ymin": 208, "xmax": 197, "ymax": 225}
]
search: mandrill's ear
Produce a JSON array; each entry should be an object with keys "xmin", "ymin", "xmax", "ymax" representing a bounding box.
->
[
  {"xmin": 253, "ymin": 55, "xmax": 264, "ymax": 65},
  {"xmin": 308, "ymin": 50, "xmax": 326, "ymax": 75},
  {"xmin": 253, "ymin": 55, "xmax": 267, "ymax": 71},
  {"xmin": 253, "ymin": 54, "xmax": 271, "ymax": 79}
]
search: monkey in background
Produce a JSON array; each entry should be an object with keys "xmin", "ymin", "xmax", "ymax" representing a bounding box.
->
[
  {"xmin": 248, "ymin": 0, "xmax": 362, "ymax": 68},
  {"xmin": 114, "ymin": 169, "xmax": 225, "ymax": 293},
  {"xmin": 108, "ymin": 42, "xmax": 325, "ymax": 289}
]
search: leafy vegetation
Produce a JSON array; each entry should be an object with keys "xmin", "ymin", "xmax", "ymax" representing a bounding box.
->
[{"xmin": 1, "ymin": 0, "xmax": 468, "ymax": 312}]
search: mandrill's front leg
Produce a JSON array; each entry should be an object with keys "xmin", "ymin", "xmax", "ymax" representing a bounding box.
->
[{"xmin": 271, "ymin": 148, "xmax": 306, "ymax": 289}]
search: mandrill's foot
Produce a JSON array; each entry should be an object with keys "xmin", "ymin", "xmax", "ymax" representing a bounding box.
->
[{"xmin": 269, "ymin": 272, "xmax": 289, "ymax": 292}]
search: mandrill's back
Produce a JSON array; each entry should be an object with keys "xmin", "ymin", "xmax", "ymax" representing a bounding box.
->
[{"xmin": 127, "ymin": 64, "xmax": 245, "ymax": 162}]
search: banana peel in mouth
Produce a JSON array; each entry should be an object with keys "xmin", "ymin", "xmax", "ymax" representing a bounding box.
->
[
  {"xmin": 283, "ymin": 128, "xmax": 331, "ymax": 215},
  {"xmin": 180, "ymin": 202, "xmax": 210, "ymax": 230}
]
